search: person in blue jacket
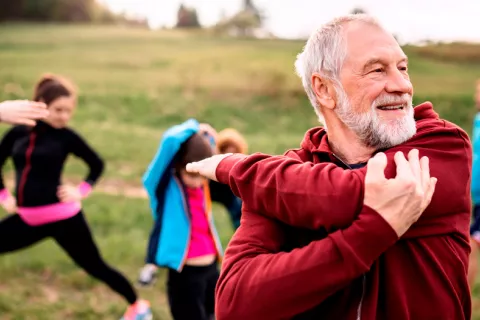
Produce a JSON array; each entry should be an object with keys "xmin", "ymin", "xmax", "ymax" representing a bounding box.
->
[
  {"xmin": 138, "ymin": 119, "xmax": 223, "ymax": 320},
  {"xmin": 469, "ymin": 79, "xmax": 480, "ymax": 290}
]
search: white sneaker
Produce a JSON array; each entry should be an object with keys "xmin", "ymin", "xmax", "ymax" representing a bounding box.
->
[{"xmin": 137, "ymin": 264, "xmax": 158, "ymax": 287}]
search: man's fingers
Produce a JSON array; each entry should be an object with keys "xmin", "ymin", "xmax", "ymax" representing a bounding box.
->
[
  {"xmin": 26, "ymin": 109, "xmax": 49, "ymax": 119},
  {"xmin": 365, "ymin": 152, "xmax": 388, "ymax": 183},
  {"xmin": 422, "ymin": 177, "xmax": 437, "ymax": 209},
  {"xmin": 420, "ymin": 156, "xmax": 430, "ymax": 192},
  {"xmin": 408, "ymin": 149, "xmax": 421, "ymax": 181},
  {"xmin": 28, "ymin": 101, "xmax": 47, "ymax": 109},
  {"xmin": 17, "ymin": 119, "xmax": 37, "ymax": 126},
  {"xmin": 186, "ymin": 159, "xmax": 217, "ymax": 180},
  {"xmin": 19, "ymin": 105, "xmax": 49, "ymax": 117},
  {"xmin": 185, "ymin": 161, "xmax": 202, "ymax": 173},
  {"xmin": 394, "ymin": 151, "xmax": 412, "ymax": 179},
  {"xmin": 18, "ymin": 101, "xmax": 47, "ymax": 109}
]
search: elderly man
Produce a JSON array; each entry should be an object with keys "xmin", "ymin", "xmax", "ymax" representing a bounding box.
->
[{"xmin": 187, "ymin": 14, "xmax": 472, "ymax": 320}]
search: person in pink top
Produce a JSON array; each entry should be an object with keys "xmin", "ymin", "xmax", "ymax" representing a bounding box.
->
[
  {"xmin": 0, "ymin": 73, "xmax": 151, "ymax": 320},
  {"xmin": 138, "ymin": 119, "xmax": 223, "ymax": 320}
]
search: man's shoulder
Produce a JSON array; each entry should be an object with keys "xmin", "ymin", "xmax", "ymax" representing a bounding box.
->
[
  {"xmin": 283, "ymin": 148, "xmax": 311, "ymax": 162},
  {"xmin": 412, "ymin": 116, "xmax": 471, "ymax": 153},
  {"xmin": 415, "ymin": 102, "xmax": 468, "ymax": 139},
  {"xmin": 417, "ymin": 115, "xmax": 468, "ymax": 139},
  {"xmin": 282, "ymin": 126, "xmax": 326, "ymax": 162}
]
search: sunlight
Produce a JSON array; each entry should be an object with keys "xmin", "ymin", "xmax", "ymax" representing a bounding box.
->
[{"xmin": 100, "ymin": 0, "xmax": 175, "ymax": 28}]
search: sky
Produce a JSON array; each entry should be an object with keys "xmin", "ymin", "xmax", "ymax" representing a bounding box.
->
[{"xmin": 100, "ymin": 0, "xmax": 480, "ymax": 44}]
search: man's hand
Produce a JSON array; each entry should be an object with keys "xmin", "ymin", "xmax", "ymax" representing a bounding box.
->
[
  {"xmin": 0, "ymin": 100, "xmax": 49, "ymax": 126},
  {"xmin": 364, "ymin": 149, "xmax": 437, "ymax": 237},
  {"xmin": 186, "ymin": 153, "xmax": 233, "ymax": 181}
]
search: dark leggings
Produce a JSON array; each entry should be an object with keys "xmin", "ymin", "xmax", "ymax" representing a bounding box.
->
[
  {"xmin": 0, "ymin": 211, "xmax": 137, "ymax": 304},
  {"xmin": 168, "ymin": 262, "xmax": 219, "ymax": 320}
]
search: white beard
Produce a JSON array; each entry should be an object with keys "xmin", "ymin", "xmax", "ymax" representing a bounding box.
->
[{"xmin": 334, "ymin": 86, "xmax": 416, "ymax": 150}]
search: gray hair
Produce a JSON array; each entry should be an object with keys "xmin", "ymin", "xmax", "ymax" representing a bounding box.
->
[{"xmin": 294, "ymin": 14, "xmax": 382, "ymax": 124}]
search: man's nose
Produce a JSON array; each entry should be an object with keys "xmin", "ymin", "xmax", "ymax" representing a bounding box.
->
[{"xmin": 385, "ymin": 69, "xmax": 413, "ymax": 95}]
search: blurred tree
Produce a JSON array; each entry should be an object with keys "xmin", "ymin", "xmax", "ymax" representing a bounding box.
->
[
  {"xmin": 213, "ymin": 0, "xmax": 264, "ymax": 37},
  {"xmin": 175, "ymin": 3, "xmax": 201, "ymax": 28},
  {"xmin": 0, "ymin": 0, "xmax": 148, "ymax": 26},
  {"xmin": 350, "ymin": 7, "xmax": 367, "ymax": 14}
]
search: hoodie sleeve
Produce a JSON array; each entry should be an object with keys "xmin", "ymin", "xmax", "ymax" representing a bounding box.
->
[
  {"xmin": 215, "ymin": 205, "xmax": 399, "ymax": 320},
  {"xmin": 216, "ymin": 152, "xmax": 365, "ymax": 231},
  {"xmin": 215, "ymin": 122, "xmax": 471, "ymax": 232}
]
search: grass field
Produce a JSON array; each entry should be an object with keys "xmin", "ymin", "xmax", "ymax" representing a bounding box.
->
[{"xmin": 0, "ymin": 23, "xmax": 479, "ymax": 319}]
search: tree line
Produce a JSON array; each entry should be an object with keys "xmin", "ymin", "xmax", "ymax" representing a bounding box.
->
[{"xmin": 0, "ymin": 0, "xmax": 147, "ymax": 26}]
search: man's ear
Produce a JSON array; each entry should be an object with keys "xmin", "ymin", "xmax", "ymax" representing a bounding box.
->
[{"xmin": 312, "ymin": 73, "xmax": 336, "ymax": 111}]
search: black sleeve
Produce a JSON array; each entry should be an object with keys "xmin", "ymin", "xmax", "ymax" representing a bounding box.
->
[
  {"xmin": 209, "ymin": 180, "xmax": 229, "ymax": 204},
  {"xmin": 209, "ymin": 180, "xmax": 221, "ymax": 202},
  {"xmin": 209, "ymin": 179, "xmax": 236, "ymax": 207},
  {"xmin": 68, "ymin": 129, "xmax": 104, "ymax": 186},
  {"xmin": 0, "ymin": 127, "xmax": 20, "ymax": 190}
]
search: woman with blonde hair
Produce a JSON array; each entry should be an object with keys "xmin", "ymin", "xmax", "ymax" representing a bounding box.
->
[{"xmin": 216, "ymin": 128, "xmax": 248, "ymax": 155}]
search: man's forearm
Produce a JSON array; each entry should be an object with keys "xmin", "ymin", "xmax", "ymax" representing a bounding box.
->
[
  {"xmin": 216, "ymin": 153, "xmax": 365, "ymax": 231},
  {"xmin": 215, "ymin": 206, "xmax": 398, "ymax": 320}
]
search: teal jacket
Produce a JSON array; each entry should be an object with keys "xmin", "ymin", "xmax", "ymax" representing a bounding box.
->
[
  {"xmin": 142, "ymin": 119, "xmax": 223, "ymax": 271},
  {"xmin": 472, "ymin": 113, "xmax": 480, "ymax": 204}
]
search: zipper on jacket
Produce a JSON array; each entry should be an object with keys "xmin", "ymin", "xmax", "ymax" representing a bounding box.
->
[
  {"xmin": 207, "ymin": 216, "xmax": 222, "ymax": 259},
  {"xmin": 332, "ymin": 153, "xmax": 366, "ymax": 319},
  {"xmin": 332, "ymin": 153, "xmax": 352, "ymax": 169},
  {"xmin": 17, "ymin": 132, "xmax": 36, "ymax": 206},
  {"xmin": 173, "ymin": 176, "xmax": 192, "ymax": 272},
  {"xmin": 356, "ymin": 274, "xmax": 366, "ymax": 320},
  {"xmin": 203, "ymin": 181, "xmax": 223, "ymax": 259}
]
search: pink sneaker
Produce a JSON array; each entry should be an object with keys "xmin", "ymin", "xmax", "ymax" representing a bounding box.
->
[{"xmin": 121, "ymin": 299, "xmax": 152, "ymax": 320}]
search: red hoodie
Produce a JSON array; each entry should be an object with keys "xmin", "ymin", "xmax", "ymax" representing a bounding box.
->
[{"xmin": 215, "ymin": 102, "xmax": 472, "ymax": 320}]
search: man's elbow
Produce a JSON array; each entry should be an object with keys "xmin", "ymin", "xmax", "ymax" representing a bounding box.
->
[
  {"xmin": 215, "ymin": 273, "xmax": 262, "ymax": 320},
  {"xmin": 215, "ymin": 279, "xmax": 243, "ymax": 320},
  {"xmin": 215, "ymin": 289, "xmax": 259, "ymax": 320},
  {"xmin": 215, "ymin": 298, "xmax": 242, "ymax": 320}
]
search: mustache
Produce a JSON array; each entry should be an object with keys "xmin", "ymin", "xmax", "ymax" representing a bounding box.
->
[{"xmin": 372, "ymin": 94, "xmax": 412, "ymax": 108}]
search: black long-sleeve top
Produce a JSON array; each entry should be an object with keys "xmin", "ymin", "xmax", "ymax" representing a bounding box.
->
[{"xmin": 0, "ymin": 120, "xmax": 104, "ymax": 207}]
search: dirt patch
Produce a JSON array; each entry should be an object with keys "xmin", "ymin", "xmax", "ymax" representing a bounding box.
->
[
  {"xmin": 41, "ymin": 285, "xmax": 59, "ymax": 303},
  {"xmin": 90, "ymin": 178, "xmax": 147, "ymax": 199}
]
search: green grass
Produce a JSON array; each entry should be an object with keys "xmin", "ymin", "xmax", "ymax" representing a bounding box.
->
[{"xmin": 0, "ymin": 23, "xmax": 479, "ymax": 319}]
